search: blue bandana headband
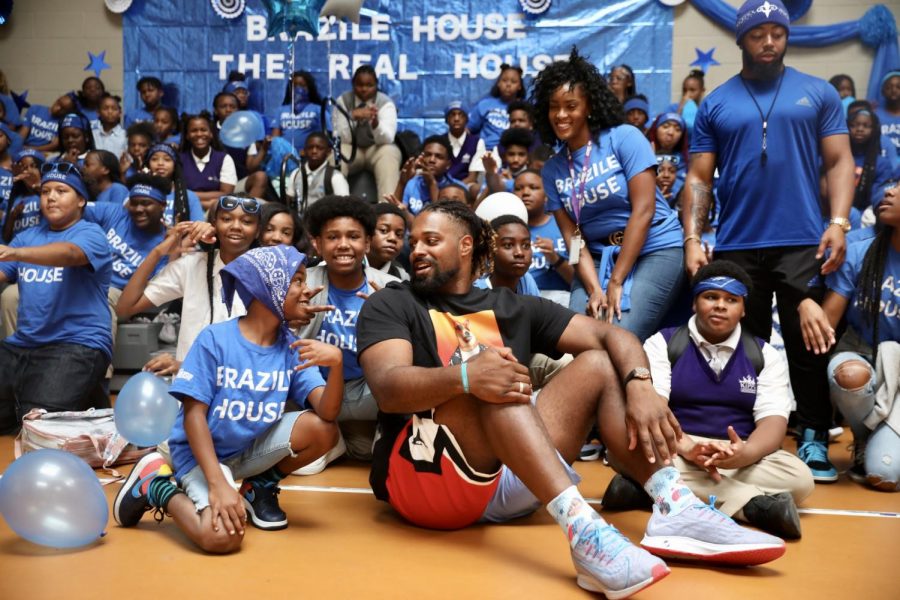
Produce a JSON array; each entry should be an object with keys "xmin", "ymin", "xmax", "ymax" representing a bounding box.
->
[
  {"xmin": 60, "ymin": 113, "xmax": 89, "ymax": 131},
  {"xmin": 41, "ymin": 163, "xmax": 89, "ymax": 199},
  {"xmin": 735, "ymin": 0, "xmax": 790, "ymax": 42},
  {"xmin": 148, "ymin": 143, "xmax": 178, "ymax": 163},
  {"xmin": 694, "ymin": 276, "xmax": 748, "ymax": 298},
  {"xmin": 881, "ymin": 71, "xmax": 900, "ymax": 89},
  {"xmin": 623, "ymin": 97, "xmax": 650, "ymax": 116},
  {"xmin": 220, "ymin": 245, "xmax": 307, "ymax": 325},
  {"xmin": 129, "ymin": 183, "xmax": 167, "ymax": 204},
  {"xmin": 15, "ymin": 148, "xmax": 46, "ymax": 165},
  {"xmin": 657, "ymin": 112, "xmax": 686, "ymax": 131}
]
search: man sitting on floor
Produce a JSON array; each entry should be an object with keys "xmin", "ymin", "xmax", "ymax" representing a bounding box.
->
[{"xmin": 356, "ymin": 201, "xmax": 785, "ymax": 599}]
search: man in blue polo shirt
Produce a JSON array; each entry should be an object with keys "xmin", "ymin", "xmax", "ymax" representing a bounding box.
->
[{"xmin": 682, "ymin": 0, "xmax": 855, "ymax": 481}]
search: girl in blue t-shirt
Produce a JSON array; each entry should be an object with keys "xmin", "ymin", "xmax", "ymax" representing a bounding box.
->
[
  {"xmin": 0, "ymin": 162, "xmax": 112, "ymax": 432},
  {"xmin": 469, "ymin": 64, "xmax": 525, "ymax": 150},
  {"xmin": 532, "ymin": 49, "xmax": 685, "ymax": 342},
  {"xmin": 153, "ymin": 106, "xmax": 181, "ymax": 148},
  {"xmin": 648, "ymin": 113, "xmax": 689, "ymax": 207},
  {"xmin": 146, "ymin": 143, "xmax": 204, "ymax": 226},
  {"xmin": 847, "ymin": 103, "xmax": 895, "ymax": 211},
  {"xmin": 272, "ymin": 70, "xmax": 326, "ymax": 154},
  {"xmin": 57, "ymin": 113, "xmax": 95, "ymax": 165},
  {"xmin": 799, "ymin": 189, "xmax": 900, "ymax": 492},
  {"xmin": 21, "ymin": 104, "xmax": 59, "ymax": 153},
  {"xmin": 120, "ymin": 121, "xmax": 155, "ymax": 180},
  {"xmin": 112, "ymin": 245, "xmax": 345, "ymax": 549},
  {"xmin": 82, "ymin": 150, "xmax": 129, "ymax": 204}
]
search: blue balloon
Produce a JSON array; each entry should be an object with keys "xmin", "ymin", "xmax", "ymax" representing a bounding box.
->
[
  {"xmin": 0, "ymin": 450, "xmax": 108, "ymax": 548},
  {"xmin": 261, "ymin": 0, "xmax": 328, "ymax": 38},
  {"xmin": 219, "ymin": 110, "xmax": 266, "ymax": 148},
  {"xmin": 114, "ymin": 372, "xmax": 179, "ymax": 447}
]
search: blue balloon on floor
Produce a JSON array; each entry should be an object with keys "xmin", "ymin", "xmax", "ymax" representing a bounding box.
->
[
  {"xmin": 219, "ymin": 110, "xmax": 266, "ymax": 148},
  {"xmin": 0, "ymin": 449, "xmax": 108, "ymax": 548},
  {"xmin": 114, "ymin": 372, "xmax": 178, "ymax": 447}
]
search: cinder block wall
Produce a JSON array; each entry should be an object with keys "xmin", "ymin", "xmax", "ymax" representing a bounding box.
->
[{"xmin": 0, "ymin": 1, "xmax": 896, "ymax": 110}]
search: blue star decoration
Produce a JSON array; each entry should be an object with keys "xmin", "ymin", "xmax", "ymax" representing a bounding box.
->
[
  {"xmin": 261, "ymin": 0, "xmax": 327, "ymax": 38},
  {"xmin": 690, "ymin": 47, "xmax": 720, "ymax": 73},
  {"xmin": 84, "ymin": 51, "xmax": 111, "ymax": 78},
  {"xmin": 11, "ymin": 89, "xmax": 29, "ymax": 112}
]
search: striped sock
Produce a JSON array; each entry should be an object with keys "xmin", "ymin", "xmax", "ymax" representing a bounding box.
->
[
  {"xmin": 148, "ymin": 477, "xmax": 182, "ymax": 510},
  {"xmin": 246, "ymin": 465, "xmax": 287, "ymax": 487}
]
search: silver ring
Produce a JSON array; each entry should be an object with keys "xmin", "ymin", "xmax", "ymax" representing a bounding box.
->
[{"xmin": 518, "ymin": 381, "xmax": 525, "ymax": 394}]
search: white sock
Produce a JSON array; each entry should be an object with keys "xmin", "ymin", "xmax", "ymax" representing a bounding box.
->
[
  {"xmin": 643, "ymin": 466, "xmax": 702, "ymax": 516},
  {"xmin": 547, "ymin": 485, "xmax": 607, "ymax": 546}
]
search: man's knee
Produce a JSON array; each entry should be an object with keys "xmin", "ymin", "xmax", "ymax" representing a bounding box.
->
[{"xmin": 833, "ymin": 360, "xmax": 872, "ymax": 391}]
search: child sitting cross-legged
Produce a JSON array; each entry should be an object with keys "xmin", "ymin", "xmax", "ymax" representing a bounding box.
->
[
  {"xmin": 603, "ymin": 260, "xmax": 814, "ymax": 540},
  {"xmin": 113, "ymin": 245, "xmax": 344, "ymax": 552}
]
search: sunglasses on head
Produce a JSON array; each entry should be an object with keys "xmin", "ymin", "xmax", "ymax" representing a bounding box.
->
[
  {"xmin": 40, "ymin": 161, "xmax": 82, "ymax": 176},
  {"xmin": 218, "ymin": 195, "xmax": 260, "ymax": 214}
]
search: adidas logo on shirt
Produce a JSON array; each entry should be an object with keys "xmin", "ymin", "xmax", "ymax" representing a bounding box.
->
[{"xmin": 796, "ymin": 96, "xmax": 812, "ymax": 107}]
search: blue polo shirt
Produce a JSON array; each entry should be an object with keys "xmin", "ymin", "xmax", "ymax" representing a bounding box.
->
[
  {"xmin": 691, "ymin": 68, "xmax": 847, "ymax": 251},
  {"xmin": 542, "ymin": 124, "xmax": 682, "ymax": 257}
]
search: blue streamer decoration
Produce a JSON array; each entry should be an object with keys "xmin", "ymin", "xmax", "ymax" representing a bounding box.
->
[{"xmin": 689, "ymin": 0, "xmax": 900, "ymax": 103}]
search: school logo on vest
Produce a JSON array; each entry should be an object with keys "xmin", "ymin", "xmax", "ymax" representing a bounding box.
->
[{"xmin": 739, "ymin": 374, "xmax": 757, "ymax": 394}]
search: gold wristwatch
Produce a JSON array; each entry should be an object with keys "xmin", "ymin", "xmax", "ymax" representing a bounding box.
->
[{"xmin": 828, "ymin": 217, "xmax": 851, "ymax": 233}]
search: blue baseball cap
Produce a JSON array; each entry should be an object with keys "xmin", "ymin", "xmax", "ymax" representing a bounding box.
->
[{"xmin": 445, "ymin": 101, "xmax": 467, "ymax": 117}]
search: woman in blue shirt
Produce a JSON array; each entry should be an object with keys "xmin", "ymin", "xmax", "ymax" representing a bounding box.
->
[
  {"xmin": 532, "ymin": 49, "xmax": 684, "ymax": 342},
  {"xmin": 0, "ymin": 162, "xmax": 112, "ymax": 432}
]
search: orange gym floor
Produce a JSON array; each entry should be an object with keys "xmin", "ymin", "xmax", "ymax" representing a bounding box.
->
[{"xmin": 0, "ymin": 432, "xmax": 897, "ymax": 600}]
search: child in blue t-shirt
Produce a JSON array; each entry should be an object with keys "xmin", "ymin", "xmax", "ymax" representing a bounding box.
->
[
  {"xmin": 515, "ymin": 169, "xmax": 572, "ymax": 306},
  {"xmin": 474, "ymin": 215, "xmax": 540, "ymax": 296},
  {"xmin": 0, "ymin": 162, "xmax": 112, "ymax": 433},
  {"xmin": 153, "ymin": 106, "xmax": 181, "ymax": 148},
  {"xmin": 397, "ymin": 136, "xmax": 466, "ymax": 221},
  {"xmin": 272, "ymin": 70, "xmax": 327, "ymax": 154},
  {"xmin": 297, "ymin": 196, "xmax": 400, "ymax": 465},
  {"xmin": 21, "ymin": 104, "xmax": 59, "ymax": 153},
  {"xmin": 120, "ymin": 121, "xmax": 155, "ymax": 181},
  {"xmin": 113, "ymin": 245, "xmax": 345, "ymax": 550},
  {"xmin": 799, "ymin": 194, "xmax": 900, "ymax": 492},
  {"xmin": 126, "ymin": 76, "xmax": 165, "ymax": 127},
  {"xmin": 468, "ymin": 64, "xmax": 525, "ymax": 150},
  {"xmin": 648, "ymin": 113, "xmax": 688, "ymax": 204},
  {"xmin": 57, "ymin": 113, "xmax": 95, "ymax": 165},
  {"xmin": 2, "ymin": 149, "xmax": 43, "ymax": 244},
  {"xmin": 481, "ymin": 128, "xmax": 532, "ymax": 199},
  {"xmin": 82, "ymin": 150, "xmax": 129, "ymax": 204},
  {"xmin": 848, "ymin": 105, "xmax": 895, "ymax": 211},
  {"xmin": 875, "ymin": 72, "xmax": 900, "ymax": 159},
  {"xmin": 145, "ymin": 143, "xmax": 205, "ymax": 226}
]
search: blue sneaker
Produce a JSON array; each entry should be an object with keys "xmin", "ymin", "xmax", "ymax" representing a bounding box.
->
[
  {"xmin": 570, "ymin": 516, "xmax": 669, "ymax": 599},
  {"xmin": 641, "ymin": 500, "xmax": 785, "ymax": 566},
  {"xmin": 240, "ymin": 479, "xmax": 288, "ymax": 530},
  {"xmin": 797, "ymin": 428, "xmax": 838, "ymax": 482}
]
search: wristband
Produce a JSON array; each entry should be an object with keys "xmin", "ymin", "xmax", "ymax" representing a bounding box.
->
[{"xmin": 460, "ymin": 362, "xmax": 470, "ymax": 394}]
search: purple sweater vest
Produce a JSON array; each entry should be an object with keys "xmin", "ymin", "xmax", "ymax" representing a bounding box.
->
[
  {"xmin": 662, "ymin": 327, "xmax": 761, "ymax": 439},
  {"xmin": 180, "ymin": 150, "xmax": 226, "ymax": 192},
  {"xmin": 443, "ymin": 132, "xmax": 480, "ymax": 181}
]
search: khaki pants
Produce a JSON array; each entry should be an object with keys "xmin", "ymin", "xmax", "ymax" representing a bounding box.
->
[
  {"xmin": 671, "ymin": 434, "xmax": 815, "ymax": 517},
  {"xmin": 2, "ymin": 284, "xmax": 122, "ymax": 375},
  {"xmin": 529, "ymin": 353, "xmax": 574, "ymax": 389},
  {"xmin": 341, "ymin": 143, "xmax": 401, "ymax": 199}
]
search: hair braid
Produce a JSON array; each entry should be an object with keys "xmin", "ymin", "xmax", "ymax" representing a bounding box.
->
[
  {"xmin": 421, "ymin": 200, "xmax": 496, "ymax": 278},
  {"xmin": 856, "ymin": 224, "xmax": 892, "ymax": 360}
]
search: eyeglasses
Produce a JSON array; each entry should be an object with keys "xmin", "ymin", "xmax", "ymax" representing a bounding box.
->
[
  {"xmin": 40, "ymin": 161, "xmax": 82, "ymax": 176},
  {"xmin": 218, "ymin": 195, "xmax": 260, "ymax": 214}
]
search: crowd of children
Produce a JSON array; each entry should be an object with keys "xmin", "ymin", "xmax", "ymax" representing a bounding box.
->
[{"xmin": 0, "ymin": 0, "xmax": 898, "ymax": 595}]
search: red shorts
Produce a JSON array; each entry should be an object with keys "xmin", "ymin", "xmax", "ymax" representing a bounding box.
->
[{"xmin": 385, "ymin": 418, "xmax": 501, "ymax": 530}]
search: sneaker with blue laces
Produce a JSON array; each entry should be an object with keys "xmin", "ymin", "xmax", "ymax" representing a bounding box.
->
[
  {"xmin": 797, "ymin": 428, "xmax": 838, "ymax": 482},
  {"xmin": 240, "ymin": 479, "xmax": 288, "ymax": 530},
  {"xmin": 113, "ymin": 452, "xmax": 171, "ymax": 527},
  {"xmin": 570, "ymin": 516, "xmax": 669, "ymax": 599},
  {"xmin": 641, "ymin": 498, "xmax": 785, "ymax": 566}
]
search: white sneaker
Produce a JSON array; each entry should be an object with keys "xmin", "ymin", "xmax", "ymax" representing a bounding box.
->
[{"xmin": 292, "ymin": 434, "xmax": 347, "ymax": 476}]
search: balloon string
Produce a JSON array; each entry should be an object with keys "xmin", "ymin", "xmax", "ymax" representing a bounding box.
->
[{"xmin": 289, "ymin": 37, "xmax": 296, "ymax": 153}]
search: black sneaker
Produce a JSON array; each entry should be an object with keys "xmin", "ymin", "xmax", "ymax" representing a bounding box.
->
[
  {"xmin": 847, "ymin": 438, "xmax": 868, "ymax": 484},
  {"xmin": 601, "ymin": 473, "xmax": 653, "ymax": 511},
  {"xmin": 742, "ymin": 492, "xmax": 802, "ymax": 540},
  {"xmin": 113, "ymin": 452, "xmax": 171, "ymax": 527},
  {"xmin": 240, "ymin": 479, "xmax": 288, "ymax": 530}
]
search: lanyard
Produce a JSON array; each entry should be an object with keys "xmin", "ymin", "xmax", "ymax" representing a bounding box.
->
[
  {"xmin": 739, "ymin": 70, "xmax": 785, "ymax": 167},
  {"xmin": 566, "ymin": 139, "xmax": 593, "ymax": 226}
]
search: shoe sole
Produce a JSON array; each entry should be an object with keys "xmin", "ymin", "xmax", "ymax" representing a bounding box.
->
[
  {"xmin": 811, "ymin": 472, "xmax": 839, "ymax": 483},
  {"xmin": 242, "ymin": 497, "xmax": 288, "ymax": 531},
  {"xmin": 640, "ymin": 536, "xmax": 785, "ymax": 566},
  {"xmin": 113, "ymin": 453, "xmax": 163, "ymax": 527},
  {"xmin": 575, "ymin": 564, "xmax": 669, "ymax": 599}
]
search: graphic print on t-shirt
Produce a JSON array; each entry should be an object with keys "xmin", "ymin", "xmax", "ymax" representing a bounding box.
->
[{"xmin": 430, "ymin": 309, "xmax": 503, "ymax": 366}]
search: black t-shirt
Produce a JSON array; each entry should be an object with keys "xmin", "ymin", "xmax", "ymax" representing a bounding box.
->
[{"xmin": 357, "ymin": 281, "xmax": 575, "ymax": 500}]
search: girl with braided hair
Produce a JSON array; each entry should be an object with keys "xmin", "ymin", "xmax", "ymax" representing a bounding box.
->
[
  {"xmin": 147, "ymin": 143, "xmax": 205, "ymax": 226},
  {"xmin": 533, "ymin": 47, "xmax": 685, "ymax": 342},
  {"xmin": 115, "ymin": 194, "xmax": 260, "ymax": 376},
  {"xmin": 799, "ymin": 185, "xmax": 900, "ymax": 491},
  {"xmin": 847, "ymin": 101, "xmax": 895, "ymax": 213}
]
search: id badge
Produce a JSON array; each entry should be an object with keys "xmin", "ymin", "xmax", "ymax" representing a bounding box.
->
[{"xmin": 568, "ymin": 234, "xmax": 582, "ymax": 266}]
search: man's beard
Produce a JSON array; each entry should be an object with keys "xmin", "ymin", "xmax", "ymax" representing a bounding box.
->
[
  {"xmin": 742, "ymin": 47, "xmax": 786, "ymax": 80},
  {"xmin": 411, "ymin": 261, "xmax": 459, "ymax": 295}
]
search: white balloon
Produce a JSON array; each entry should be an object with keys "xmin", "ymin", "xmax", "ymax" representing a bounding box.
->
[
  {"xmin": 475, "ymin": 192, "xmax": 528, "ymax": 224},
  {"xmin": 321, "ymin": 0, "xmax": 365, "ymax": 23}
]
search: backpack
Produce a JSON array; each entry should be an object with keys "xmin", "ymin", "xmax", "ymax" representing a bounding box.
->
[{"xmin": 666, "ymin": 324, "xmax": 764, "ymax": 376}]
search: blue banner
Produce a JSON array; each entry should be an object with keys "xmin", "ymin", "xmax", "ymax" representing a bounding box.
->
[{"xmin": 124, "ymin": 0, "xmax": 672, "ymax": 138}]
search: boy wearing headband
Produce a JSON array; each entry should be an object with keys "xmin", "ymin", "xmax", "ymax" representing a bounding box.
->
[
  {"xmin": 621, "ymin": 260, "xmax": 814, "ymax": 539},
  {"xmin": 0, "ymin": 162, "xmax": 112, "ymax": 432},
  {"xmin": 114, "ymin": 245, "xmax": 344, "ymax": 551}
]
